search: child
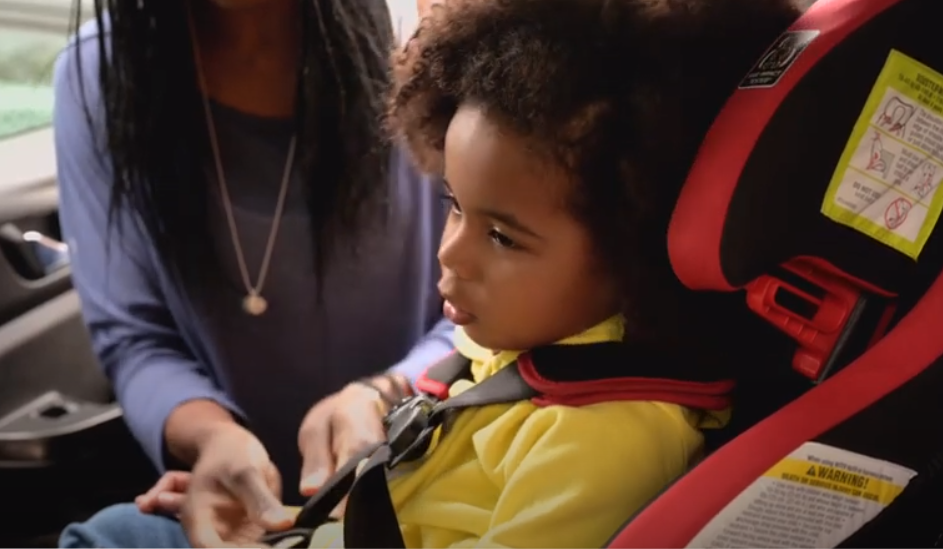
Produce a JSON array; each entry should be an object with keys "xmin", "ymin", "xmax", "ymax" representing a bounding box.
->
[
  {"xmin": 299, "ymin": 0, "xmax": 804, "ymax": 547},
  {"xmin": 66, "ymin": 0, "xmax": 803, "ymax": 547}
]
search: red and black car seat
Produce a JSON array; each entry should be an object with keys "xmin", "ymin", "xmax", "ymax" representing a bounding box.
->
[{"xmin": 610, "ymin": 0, "xmax": 943, "ymax": 547}]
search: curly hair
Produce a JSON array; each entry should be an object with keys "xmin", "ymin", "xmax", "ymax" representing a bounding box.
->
[{"xmin": 388, "ymin": 0, "xmax": 804, "ymax": 353}]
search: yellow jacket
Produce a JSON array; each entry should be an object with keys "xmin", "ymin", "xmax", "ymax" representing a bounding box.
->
[{"xmin": 308, "ymin": 317, "xmax": 727, "ymax": 548}]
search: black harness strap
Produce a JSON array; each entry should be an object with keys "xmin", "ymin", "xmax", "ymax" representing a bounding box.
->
[
  {"xmin": 422, "ymin": 351, "xmax": 474, "ymax": 385},
  {"xmin": 262, "ymin": 356, "xmax": 535, "ymax": 548},
  {"xmin": 343, "ymin": 445, "xmax": 400, "ymax": 548}
]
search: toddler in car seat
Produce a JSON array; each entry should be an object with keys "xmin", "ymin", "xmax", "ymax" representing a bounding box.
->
[{"xmin": 298, "ymin": 0, "xmax": 807, "ymax": 547}]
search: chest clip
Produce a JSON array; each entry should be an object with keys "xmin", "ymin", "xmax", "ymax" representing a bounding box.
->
[{"xmin": 382, "ymin": 394, "xmax": 441, "ymax": 468}]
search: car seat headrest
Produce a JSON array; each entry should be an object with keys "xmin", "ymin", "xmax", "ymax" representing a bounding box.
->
[{"xmin": 669, "ymin": 0, "xmax": 943, "ymax": 298}]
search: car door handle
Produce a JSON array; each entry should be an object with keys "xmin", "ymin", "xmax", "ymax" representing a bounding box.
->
[{"xmin": 0, "ymin": 223, "xmax": 69, "ymax": 280}]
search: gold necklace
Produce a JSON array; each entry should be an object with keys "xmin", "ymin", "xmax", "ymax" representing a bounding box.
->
[{"xmin": 188, "ymin": 10, "xmax": 297, "ymax": 316}]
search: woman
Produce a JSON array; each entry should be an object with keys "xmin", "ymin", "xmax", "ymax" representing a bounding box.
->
[{"xmin": 56, "ymin": 0, "xmax": 451, "ymax": 545}]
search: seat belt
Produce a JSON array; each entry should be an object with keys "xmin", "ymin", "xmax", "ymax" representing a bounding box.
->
[{"xmin": 261, "ymin": 353, "xmax": 535, "ymax": 548}]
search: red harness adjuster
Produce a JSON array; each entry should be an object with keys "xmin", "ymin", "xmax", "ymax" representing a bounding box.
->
[
  {"xmin": 415, "ymin": 352, "xmax": 458, "ymax": 400},
  {"xmin": 746, "ymin": 257, "xmax": 895, "ymax": 382}
]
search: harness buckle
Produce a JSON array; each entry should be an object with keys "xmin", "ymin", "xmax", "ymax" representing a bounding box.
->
[{"xmin": 382, "ymin": 394, "xmax": 439, "ymax": 468}]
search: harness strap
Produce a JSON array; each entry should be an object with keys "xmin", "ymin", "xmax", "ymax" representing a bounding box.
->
[
  {"xmin": 415, "ymin": 351, "xmax": 473, "ymax": 399},
  {"xmin": 262, "ymin": 358, "xmax": 531, "ymax": 548},
  {"xmin": 344, "ymin": 445, "xmax": 400, "ymax": 548},
  {"xmin": 286, "ymin": 441, "xmax": 384, "ymax": 539}
]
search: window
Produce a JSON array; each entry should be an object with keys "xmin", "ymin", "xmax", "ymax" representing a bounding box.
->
[
  {"xmin": 0, "ymin": 0, "xmax": 91, "ymax": 141},
  {"xmin": 388, "ymin": 0, "xmax": 420, "ymax": 45},
  {"xmin": 0, "ymin": 28, "xmax": 63, "ymax": 140}
]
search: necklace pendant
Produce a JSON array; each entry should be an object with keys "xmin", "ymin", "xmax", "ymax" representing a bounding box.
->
[{"xmin": 242, "ymin": 293, "xmax": 268, "ymax": 316}]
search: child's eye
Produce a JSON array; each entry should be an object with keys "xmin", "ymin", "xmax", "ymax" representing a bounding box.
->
[
  {"xmin": 439, "ymin": 192, "xmax": 462, "ymax": 215},
  {"xmin": 488, "ymin": 228, "xmax": 518, "ymax": 250}
]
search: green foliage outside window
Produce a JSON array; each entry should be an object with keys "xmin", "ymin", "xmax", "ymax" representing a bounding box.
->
[{"xmin": 0, "ymin": 28, "xmax": 65, "ymax": 139}]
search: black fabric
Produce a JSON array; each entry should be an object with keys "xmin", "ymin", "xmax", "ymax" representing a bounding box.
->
[
  {"xmin": 529, "ymin": 341, "xmax": 732, "ymax": 384},
  {"xmin": 344, "ymin": 446, "xmax": 403, "ymax": 548},
  {"xmin": 839, "ymin": 450, "xmax": 943, "ymax": 548},
  {"xmin": 816, "ymin": 356, "xmax": 943, "ymax": 471},
  {"xmin": 422, "ymin": 341, "xmax": 733, "ymax": 386},
  {"xmin": 719, "ymin": 0, "xmax": 943, "ymax": 292},
  {"xmin": 421, "ymin": 352, "xmax": 474, "ymax": 385},
  {"xmin": 807, "ymin": 354, "xmax": 943, "ymax": 547}
]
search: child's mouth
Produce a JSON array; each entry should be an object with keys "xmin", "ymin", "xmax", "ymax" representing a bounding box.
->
[{"xmin": 443, "ymin": 300, "xmax": 476, "ymax": 326}]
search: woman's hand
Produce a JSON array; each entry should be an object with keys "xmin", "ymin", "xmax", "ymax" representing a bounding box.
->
[
  {"xmin": 135, "ymin": 471, "xmax": 192, "ymax": 516},
  {"xmin": 297, "ymin": 374, "xmax": 411, "ymax": 496},
  {"xmin": 179, "ymin": 423, "xmax": 294, "ymax": 548}
]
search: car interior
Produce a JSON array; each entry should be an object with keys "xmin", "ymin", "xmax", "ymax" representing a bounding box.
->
[
  {"xmin": 3, "ymin": 0, "xmax": 943, "ymax": 547},
  {"xmin": 0, "ymin": 1, "xmax": 156, "ymax": 546}
]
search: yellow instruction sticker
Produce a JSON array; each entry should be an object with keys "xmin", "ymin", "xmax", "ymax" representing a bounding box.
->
[
  {"xmin": 687, "ymin": 441, "xmax": 917, "ymax": 548},
  {"xmin": 821, "ymin": 49, "xmax": 943, "ymax": 259}
]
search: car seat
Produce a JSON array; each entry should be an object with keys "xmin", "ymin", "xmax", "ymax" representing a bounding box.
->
[{"xmin": 609, "ymin": 0, "xmax": 943, "ymax": 546}]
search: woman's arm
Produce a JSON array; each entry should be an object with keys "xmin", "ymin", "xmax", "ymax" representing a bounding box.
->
[
  {"xmin": 387, "ymin": 317, "xmax": 455, "ymax": 382},
  {"xmin": 53, "ymin": 29, "xmax": 242, "ymax": 470}
]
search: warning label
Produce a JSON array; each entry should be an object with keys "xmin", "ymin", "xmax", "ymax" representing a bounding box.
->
[
  {"xmin": 821, "ymin": 49, "xmax": 943, "ymax": 259},
  {"xmin": 686, "ymin": 442, "xmax": 917, "ymax": 548},
  {"xmin": 740, "ymin": 30, "xmax": 820, "ymax": 89}
]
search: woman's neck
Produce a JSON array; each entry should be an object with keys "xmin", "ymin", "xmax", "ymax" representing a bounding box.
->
[{"xmin": 191, "ymin": 0, "xmax": 302, "ymax": 118}]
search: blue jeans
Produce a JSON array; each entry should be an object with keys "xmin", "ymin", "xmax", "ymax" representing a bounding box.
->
[{"xmin": 59, "ymin": 503, "xmax": 191, "ymax": 548}]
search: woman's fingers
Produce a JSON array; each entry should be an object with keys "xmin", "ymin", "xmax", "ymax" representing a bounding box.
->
[
  {"xmin": 298, "ymin": 383, "xmax": 390, "ymax": 497},
  {"xmin": 155, "ymin": 491, "xmax": 186, "ymax": 515},
  {"xmin": 298, "ymin": 409, "xmax": 336, "ymax": 496},
  {"xmin": 136, "ymin": 471, "xmax": 192, "ymax": 514},
  {"xmin": 182, "ymin": 497, "xmax": 229, "ymax": 549},
  {"xmin": 222, "ymin": 466, "xmax": 293, "ymax": 531}
]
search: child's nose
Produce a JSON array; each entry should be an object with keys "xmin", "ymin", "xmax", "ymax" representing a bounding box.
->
[{"xmin": 438, "ymin": 225, "xmax": 475, "ymax": 280}]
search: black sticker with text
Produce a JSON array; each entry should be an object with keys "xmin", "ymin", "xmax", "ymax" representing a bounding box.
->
[{"xmin": 740, "ymin": 30, "xmax": 820, "ymax": 89}]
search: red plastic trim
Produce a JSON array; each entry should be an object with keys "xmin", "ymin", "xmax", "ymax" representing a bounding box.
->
[
  {"xmin": 666, "ymin": 0, "xmax": 904, "ymax": 292},
  {"xmin": 518, "ymin": 353, "xmax": 734, "ymax": 410}
]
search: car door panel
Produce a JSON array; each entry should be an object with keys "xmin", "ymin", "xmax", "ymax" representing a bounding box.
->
[{"xmin": 0, "ymin": 141, "xmax": 155, "ymax": 544}]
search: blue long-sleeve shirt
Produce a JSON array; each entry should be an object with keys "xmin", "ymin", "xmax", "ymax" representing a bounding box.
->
[{"xmin": 53, "ymin": 22, "xmax": 453, "ymax": 502}]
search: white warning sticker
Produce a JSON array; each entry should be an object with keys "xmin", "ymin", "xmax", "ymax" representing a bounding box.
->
[{"xmin": 686, "ymin": 442, "xmax": 917, "ymax": 548}]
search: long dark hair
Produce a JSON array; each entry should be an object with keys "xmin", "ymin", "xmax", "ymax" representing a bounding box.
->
[{"xmin": 72, "ymin": 0, "xmax": 393, "ymax": 287}]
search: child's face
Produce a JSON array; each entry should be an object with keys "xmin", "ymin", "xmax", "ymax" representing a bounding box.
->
[{"xmin": 438, "ymin": 104, "xmax": 619, "ymax": 351}]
